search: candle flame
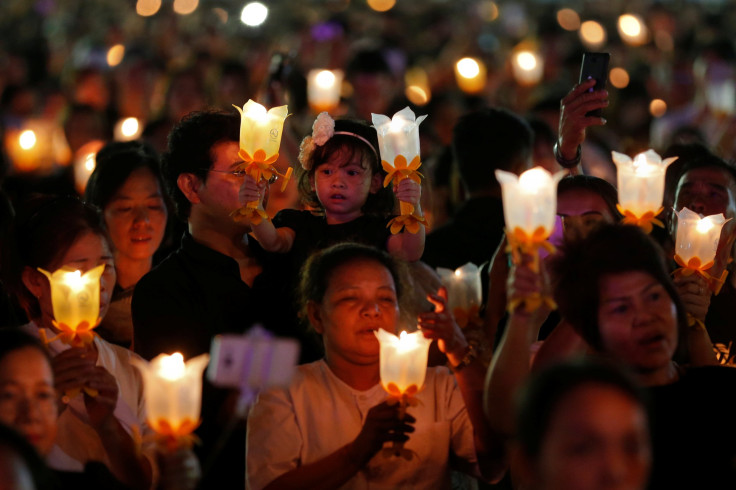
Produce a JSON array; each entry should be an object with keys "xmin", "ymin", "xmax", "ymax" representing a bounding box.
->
[
  {"xmin": 244, "ymin": 102, "xmax": 269, "ymax": 123},
  {"xmin": 64, "ymin": 270, "xmax": 85, "ymax": 292},
  {"xmin": 315, "ymin": 70, "xmax": 336, "ymax": 88},
  {"xmin": 19, "ymin": 130, "xmax": 37, "ymax": 150},
  {"xmin": 518, "ymin": 167, "xmax": 549, "ymax": 193},
  {"xmin": 633, "ymin": 154, "xmax": 656, "ymax": 176},
  {"xmin": 158, "ymin": 352, "xmax": 186, "ymax": 381},
  {"xmin": 696, "ymin": 217, "xmax": 715, "ymax": 234},
  {"xmin": 456, "ymin": 58, "xmax": 480, "ymax": 79}
]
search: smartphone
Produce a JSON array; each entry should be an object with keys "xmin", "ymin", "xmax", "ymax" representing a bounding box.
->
[{"xmin": 578, "ymin": 52, "xmax": 610, "ymax": 117}]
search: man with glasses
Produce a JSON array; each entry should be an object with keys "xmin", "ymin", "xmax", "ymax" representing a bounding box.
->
[{"xmin": 131, "ymin": 110, "xmax": 314, "ymax": 489}]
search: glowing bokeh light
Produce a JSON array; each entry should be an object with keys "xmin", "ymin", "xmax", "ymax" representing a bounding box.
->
[
  {"xmin": 367, "ymin": 0, "xmax": 396, "ymax": 12},
  {"xmin": 241, "ymin": 2, "xmax": 268, "ymax": 27},
  {"xmin": 173, "ymin": 0, "xmax": 199, "ymax": 15},
  {"xmin": 609, "ymin": 67, "xmax": 630, "ymax": 89},
  {"xmin": 19, "ymin": 130, "xmax": 37, "ymax": 150},
  {"xmin": 618, "ymin": 14, "xmax": 647, "ymax": 46},
  {"xmin": 456, "ymin": 58, "xmax": 481, "ymax": 78},
  {"xmin": 580, "ymin": 20, "xmax": 606, "ymax": 48},
  {"xmin": 650, "ymin": 99, "xmax": 667, "ymax": 118},
  {"xmin": 136, "ymin": 0, "xmax": 161, "ymax": 17},
  {"xmin": 106, "ymin": 44, "xmax": 125, "ymax": 67},
  {"xmin": 557, "ymin": 8, "xmax": 581, "ymax": 31},
  {"xmin": 405, "ymin": 86, "xmax": 429, "ymax": 106},
  {"xmin": 478, "ymin": 1, "xmax": 499, "ymax": 22}
]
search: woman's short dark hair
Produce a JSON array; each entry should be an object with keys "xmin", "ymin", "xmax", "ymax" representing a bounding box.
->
[
  {"xmin": 0, "ymin": 328, "xmax": 52, "ymax": 367},
  {"xmin": 11, "ymin": 195, "xmax": 109, "ymax": 320},
  {"xmin": 551, "ymin": 224, "xmax": 688, "ymax": 357},
  {"xmin": 557, "ymin": 175, "xmax": 621, "ymax": 219},
  {"xmin": 85, "ymin": 140, "xmax": 164, "ymax": 211},
  {"xmin": 298, "ymin": 243, "xmax": 404, "ymax": 324},
  {"xmin": 516, "ymin": 358, "xmax": 650, "ymax": 459},
  {"xmin": 297, "ymin": 118, "xmax": 394, "ymax": 217}
]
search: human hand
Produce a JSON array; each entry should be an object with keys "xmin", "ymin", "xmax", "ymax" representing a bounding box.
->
[
  {"xmin": 238, "ymin": 174, "xmax": 267, "ymax": 207},
  {"xmin": 418, "ymin": 287, "xmax": 468, "ymax": 363},
  {"xmin": 506, "ymin": 256, "xmax": 548, "ymax": 316},
  {"xmin": 347, "ymin": 401, "xmax": 415, "ymax": 466},
  {"xmin": 394, "ymin": 178, "xmax": 421, "ymax": 206},
  {"xmin": 557, "ymin": 79, "xmax": 609, "ymax": 159},
  {"xmin": 158, "ymin": 448, "xmax": 202, "ymax": 490},
  {"xmin": 52, "ymin": 347, "xmax": 119, "ymax": 428},
  {"xmin": 674, "ymin": 274, "xmax": 712, "ymax": 323}
]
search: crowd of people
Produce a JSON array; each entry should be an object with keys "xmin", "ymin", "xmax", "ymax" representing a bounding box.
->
[{"xmin": 2, "ymin": 2, "xmax": 736, "ymax": 489}]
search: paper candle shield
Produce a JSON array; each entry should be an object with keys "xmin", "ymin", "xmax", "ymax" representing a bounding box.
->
[
  {"xmin": 674, "ymin": 207, "xmax": 729, "ymax": 268},
  {"xmin": 613, "ymin": 149, "xmax": 677, "ymax": 219},
  {"xmin": 38, "ymin": 264, "xmax": 105, "ymax": 330},
  {"xmin": 437, "ymin": 263, "xmax": 482, "ymax": 327},
  {"xmin": 496, "ymin": 167, "xmax": 565, "ymax": 238},
  {"xmin": 374, "ymin": 329, "xmax": 431, "ymax": 397},
  {"xmin": 371, "ymin": 107, "xmax": 427, "ymax": 167},
  {"xmin": 233, "ymin": 100, "xmax": 288, "ymax": 161},
  {"xmin": 131, "ymin": 352, "xmax": 210, "ymax": 442}
]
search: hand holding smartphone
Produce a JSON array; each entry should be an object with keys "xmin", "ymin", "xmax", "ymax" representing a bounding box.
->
[{"xmin": 578, "ymin": 52, "xmax": 610, "ymax": 117}]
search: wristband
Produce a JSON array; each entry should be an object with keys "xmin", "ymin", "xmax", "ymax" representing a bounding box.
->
[
  {"xmin": 554, "ymin": 142, "xmax": 582, "ymax": 169},
  {"xmin": 451, "ymin": 342, "xmax": 478, "ymax": 371}
]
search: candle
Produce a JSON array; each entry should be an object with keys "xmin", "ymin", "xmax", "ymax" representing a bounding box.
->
[
  {"xmin": 496, "ymin": 166, "xmax": 565, "ymax": 241},
  {"xmin": 371, "ymin": 107, "xmax": 428, "ymax": 234},
  {"xmin": 234, "ymin": 100, "xmax": 288, "ymax": 164},
  {"xmin": 38, "ymin": 265, "xmax": 105, "ymax": 335},
  {"xmin": 436, "ymin": 263, "xmax": 482, "ymax": 328},
  {"xmin": 612, "ymin": 149, "xmax": 677, "ymax": 231},
  {"xmin": 675, "ymin": 207, "xmax": 728, "ymax": 268},
  {"xmin": 374, "ymin": 328, "xmax": 431, "ymax": 398},
  {"xmin": 231, "ymin": 100, "xmax": 292, "ymax": 223},
  {"xmin": 131, "ymin": 352, "xmax": 210, "ymax": 450},
  {"xmin": 307, "ymin": 69, "xmax": 343, "ymax": 114},
  {"xmin": 454, "ymin": 57, "xmax": 487, "ymax": 94}
]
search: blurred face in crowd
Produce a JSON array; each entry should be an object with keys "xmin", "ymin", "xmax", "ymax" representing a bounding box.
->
[
  {"xmin": 674, "ymin": 167, "xmax": 736, "ymax": 219},
  {"xmin": 597, "ymin": 271, "xmax": 678, "ymax": 379},
  {"xmin": 527, "ymin": 383, "xmax": 651, "ymax": 490},
  {"xmin": 103, "ymin": 167, "xmax": 167, "ymax": 265},
  {"xmin": 557, "ymin": 189, "xmax": 616, "ymax": 244},
  {"xmin": 0, "ymin": 347, "xmax": 57, "ymax": 456},
  {"xmin": 308, "ymin": 258, "xmax": 399, "ymax": 368}
]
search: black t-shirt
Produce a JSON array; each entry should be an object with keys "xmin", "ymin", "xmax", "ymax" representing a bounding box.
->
[
  {"xmin": 272, "ymin": 209, "xmax": 391, "ymax": 271},
  {"xmin": 647, "ymin": 366, "xmax": 736, "ymax": 488}
]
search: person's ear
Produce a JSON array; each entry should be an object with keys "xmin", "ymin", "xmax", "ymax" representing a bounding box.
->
[
  {"xmin": 369, "ymin": 172, "xmax": 383, "ymax": 194},
  {"xmin": 307, "ymin": 300, "xmax": 324, "ymax": 335},
  {"xmin": 177, "ymin": 173, "xmax": 202, "ymax": 204},
  {"xmin": 309, "ymin": 173, "xmax": 316, "ymax": 193},
  {"xmin": 22, "ymin": 266, "xmax": 45, "ymax": 300}
]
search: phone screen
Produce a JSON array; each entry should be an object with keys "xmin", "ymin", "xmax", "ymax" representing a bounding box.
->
[{"xmin": 579, "ymin": 52, "xmax": 610, "ymax": 117}]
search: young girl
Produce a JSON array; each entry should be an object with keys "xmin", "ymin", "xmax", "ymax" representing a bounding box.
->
[{"xmin": 239, "ymin": 113, "xmax": 425, "ymax": 264}]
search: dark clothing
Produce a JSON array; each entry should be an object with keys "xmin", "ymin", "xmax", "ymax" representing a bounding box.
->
[
  {"xmin": 647, "ymin": 366, "xmax": 736, "ymax": 488},
  {"xmin": 132, "ymin": 232, "xmax": 319, "ymax": 490},
  {"xmin": 132, "ymin": 232, "xmax": 317, "ymax": 361},
  {"xmin": 272, "ymin": 209, "xmax": 391, "ymax": 270},
  {"xmin": 705, "ymin": 278, "xmax": 736, "ymax": 346},
  {"xmin": 422, "ymin": 196, "xmax": 505, "ymax": 269},
  {"xmin": 52, "ymin": 463, "xmax": 128, "ymax": 490}
]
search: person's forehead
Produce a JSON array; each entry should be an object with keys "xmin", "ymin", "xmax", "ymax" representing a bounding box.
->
[
  {"xmin": 557, "ymin": 188, "xmax": 611, "ymax": 215},
  {"xmin": 210, "ymin": 140, "xmax": 240, "ymax": 169},
  {"xmin": 678, "ymin": 166, "xmax": 736, "ymax": 189}
]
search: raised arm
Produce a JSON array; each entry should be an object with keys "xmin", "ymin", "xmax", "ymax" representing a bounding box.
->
[
  {"xmin": 418, "ymin": 288, "xmax": 506, "ymax": 482},
  {"xmin": 556, "ymin": 79, "xmax": 609, "ymax": 171},
  {"xmin": 239, "ymin": 174, "xmax": 295, "ymax": 253},
  {"xmin": 484, "ymin": 260, "xmax": 548, "ymax": 439},
  {"xmin": 387, "ymin": 178, "xmax": 425, "ymax": 262}
]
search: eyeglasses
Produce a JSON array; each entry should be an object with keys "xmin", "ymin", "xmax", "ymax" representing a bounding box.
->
[{"xmin": 205, "ymin": 168, "xmax": 278, "ymax": 184}]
